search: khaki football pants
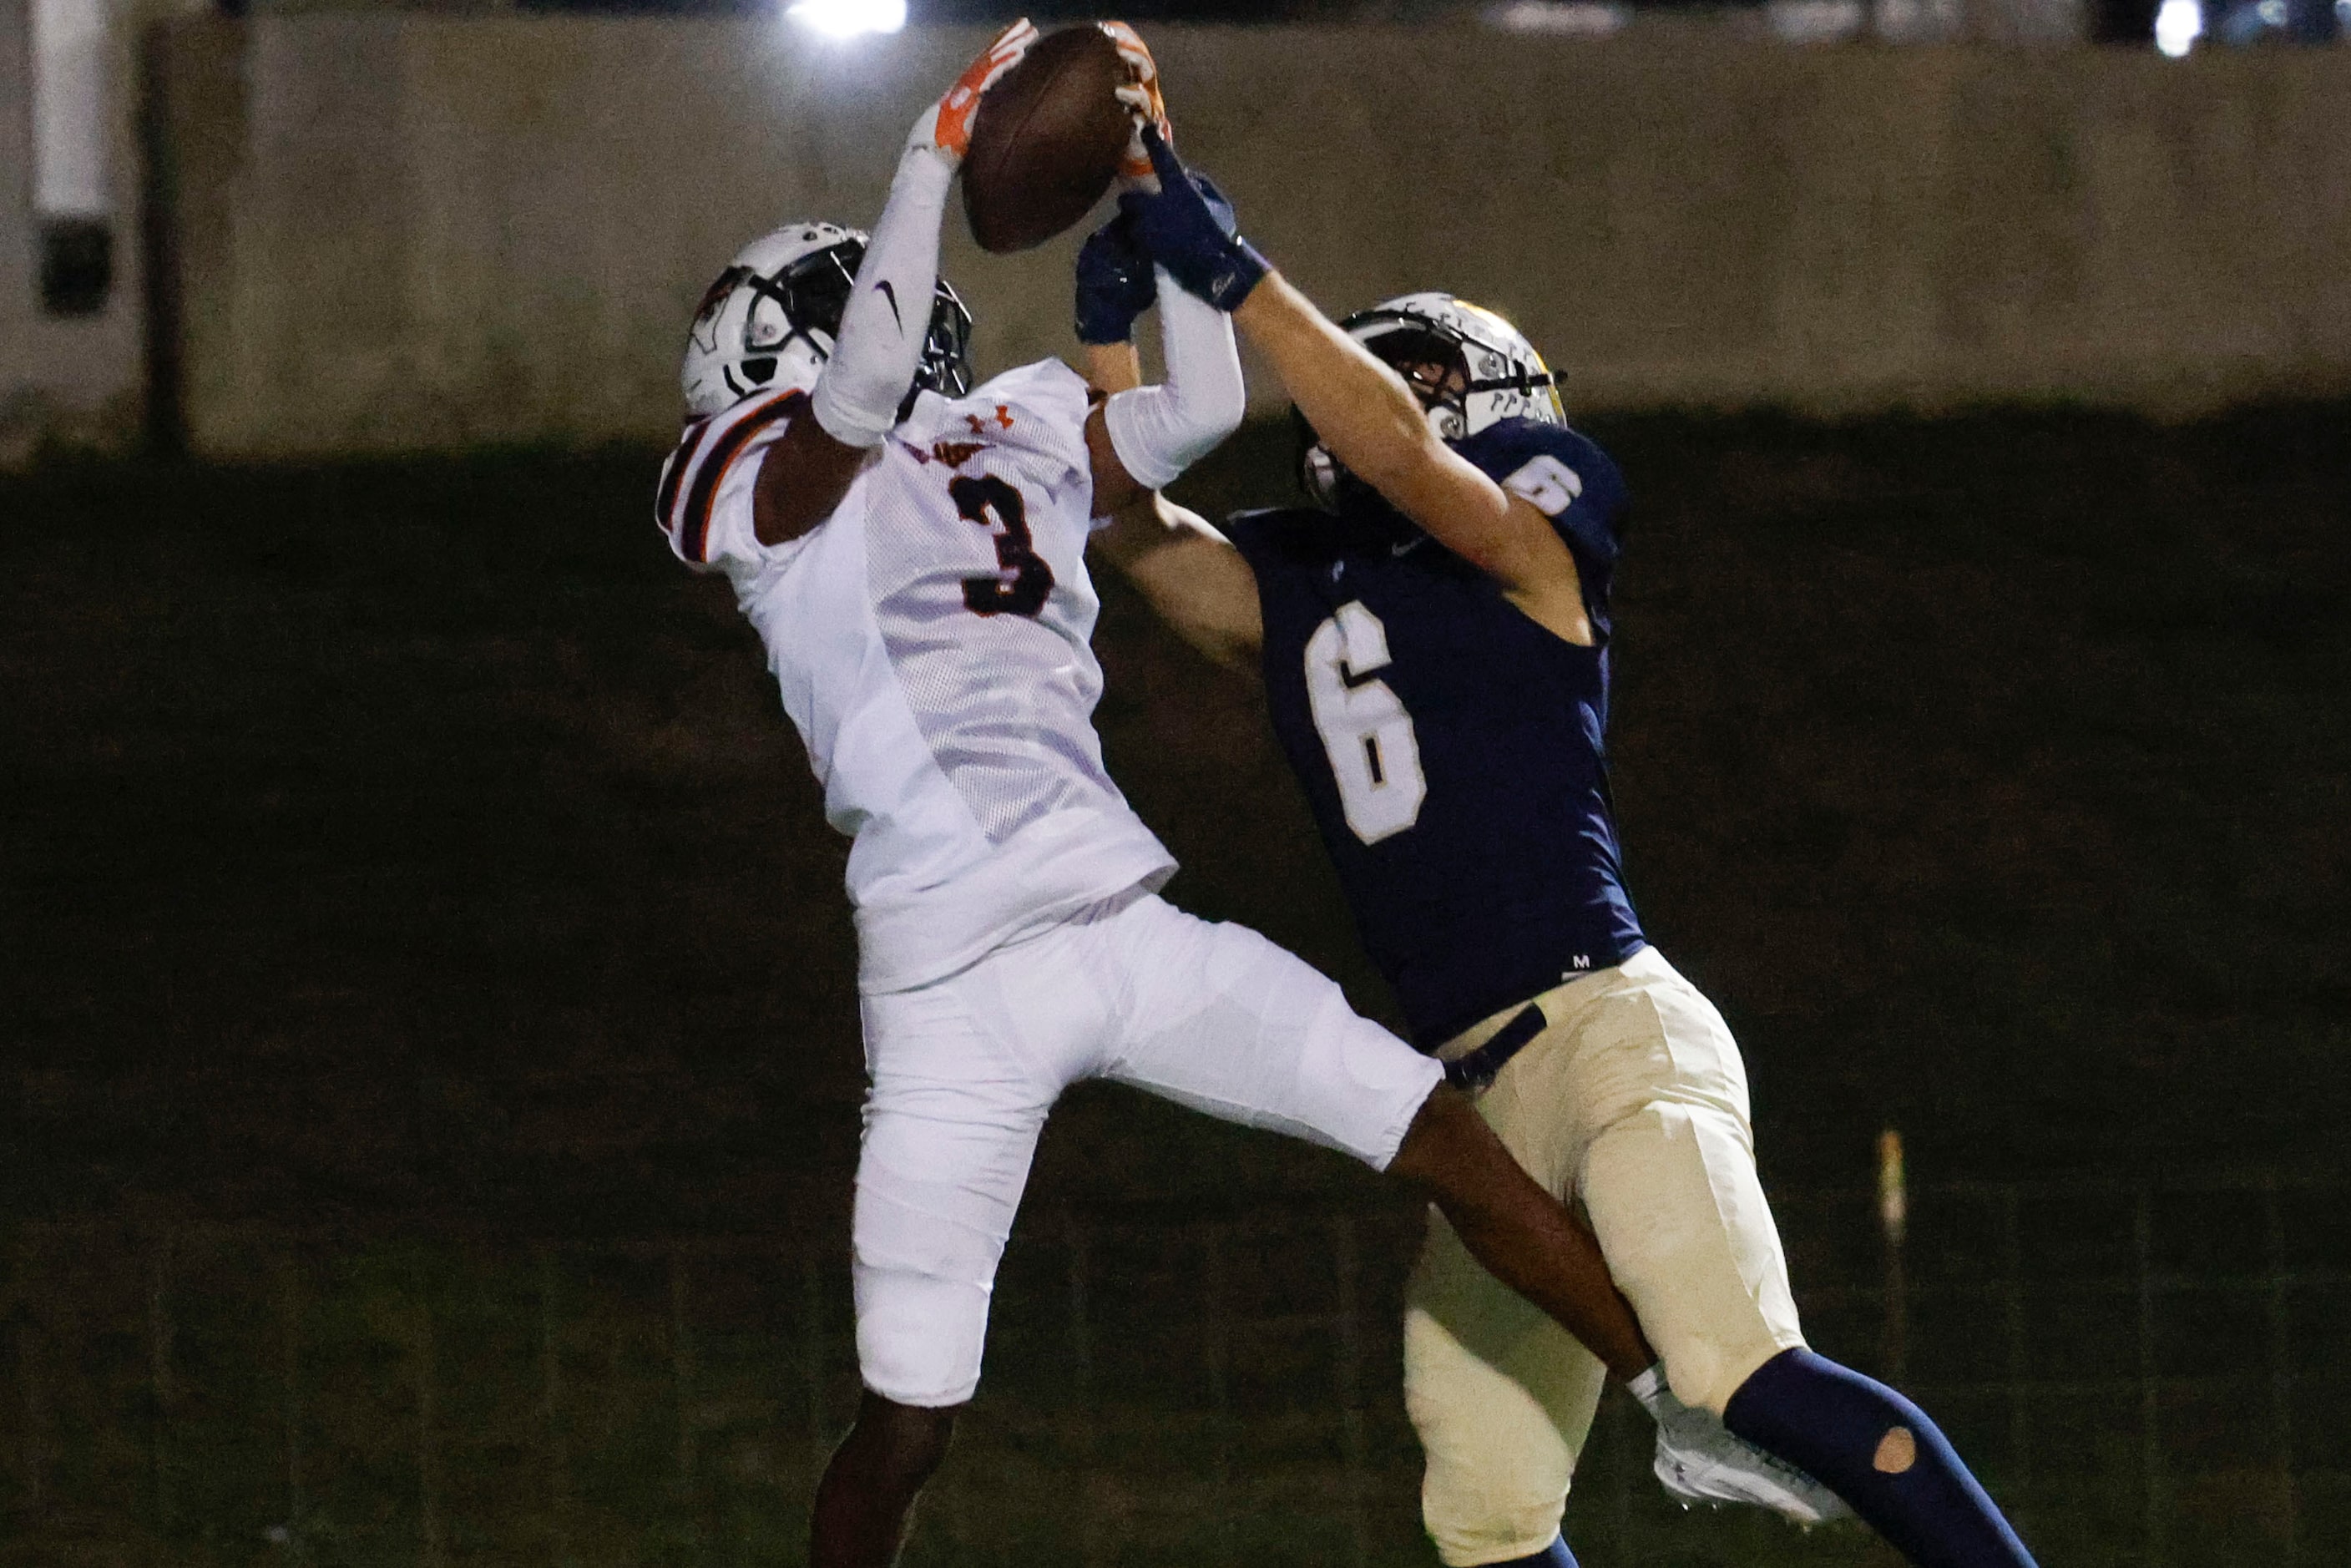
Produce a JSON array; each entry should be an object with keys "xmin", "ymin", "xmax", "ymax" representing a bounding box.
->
[{"xmin": 1404, "ymin": 946, "xmax": 1807, "ymax": 1565}]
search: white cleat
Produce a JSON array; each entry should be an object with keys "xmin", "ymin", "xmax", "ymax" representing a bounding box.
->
[{"xmin": 1630, "ymin": 1367, "xmax": 1853, "ymax": 1526}]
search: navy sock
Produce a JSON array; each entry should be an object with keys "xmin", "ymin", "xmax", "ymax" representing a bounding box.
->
[
  {"xmin": 1722, "ymin": 1348, "xmax": 2035, "ymax": 1568},
  {"xmin": 1484, "ymin": 1535, "xmax": 1578, "ymax": 1568}
]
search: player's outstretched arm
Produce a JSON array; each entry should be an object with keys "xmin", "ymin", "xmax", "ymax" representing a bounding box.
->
[
  {"xmin": 1235, "ymin": 276, "xmax": 1577, "ymax": 589},
  {"xmin": 1120, "ymin": 130, "xmax": 1593, "ymax": 645},
  {"xmin": 1072, "ymin": 138, "xmax": 1249, "ymax": 525},
  {"xmin": 1072, "ymin": 211, "xmax": 1261, "ymax": 670},
  {"xmin": 751, "ymin": 19, "xmax": 1038, "ymax": 546},
  {"xmin": 1074, "ymin": 34, "xmax": 1246, "ymax": 522},
  {"xmin": 1093, "ymin": 493, "xmax": 1263, "ymax": 675}
]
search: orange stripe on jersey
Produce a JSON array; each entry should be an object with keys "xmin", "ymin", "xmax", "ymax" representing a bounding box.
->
[
  {"xmin": 673, "ymin": 392, "xmax": 806, "ymax": 565},
  {"xmin": 655, "ymin": 413, "xmax": 715, "ymax": 538}
]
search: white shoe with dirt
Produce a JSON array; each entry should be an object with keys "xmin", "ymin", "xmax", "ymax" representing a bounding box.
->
[{"xmin": 1630, "ymin": 1365, "xmax": 1853, "ymax": 1526}]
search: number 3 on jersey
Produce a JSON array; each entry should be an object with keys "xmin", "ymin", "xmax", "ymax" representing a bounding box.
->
[
  {"xmin": 955, "ymin": 474, "xmax": 1054, "ymax": 618},
  {"xmin": 1304, "ymin": 601, "xmax": 1426, "ymax": 845}
]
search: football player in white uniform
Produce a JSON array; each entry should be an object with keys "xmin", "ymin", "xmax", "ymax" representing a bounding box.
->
[{"xmin": 650, "ymin": 25, "xmax": 1787, "ymax": 1568}]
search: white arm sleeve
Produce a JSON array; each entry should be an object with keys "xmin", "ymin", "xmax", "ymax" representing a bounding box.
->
[
  {"xmin": 808, "ymin": 148, "xmax": 955, "ymax": 450},
  {"xmin": 1103, "ymin": 266, "xmax": 1247, "ymax": 492}
]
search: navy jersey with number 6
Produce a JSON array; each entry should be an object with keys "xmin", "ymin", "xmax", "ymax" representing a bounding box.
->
[{"xmin": 1225, "ymin": 420, "xmax": 1646, "ymax": 1048}]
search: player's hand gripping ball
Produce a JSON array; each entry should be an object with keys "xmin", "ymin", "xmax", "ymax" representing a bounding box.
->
[
  {"xmin": 1099, "ymin": 20, "xmax": 1171, "ymax": 182},
  {"xmin": 963, "ymin": 22, "xmax": 1149, "ymax": 254},
  {"xmin": 908, "ymin": 18, "xmax": 1039, "ymax": 169}
]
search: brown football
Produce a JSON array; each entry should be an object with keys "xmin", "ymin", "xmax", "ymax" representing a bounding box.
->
[{"xmin": 963, "ymin": 25, "xmax": 1133, "ymax": 255}]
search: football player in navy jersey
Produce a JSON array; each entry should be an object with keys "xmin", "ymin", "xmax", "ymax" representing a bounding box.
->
[{"xmin": 1082, "ymin": 129, "xmax": 2040, "ymax": 1568}]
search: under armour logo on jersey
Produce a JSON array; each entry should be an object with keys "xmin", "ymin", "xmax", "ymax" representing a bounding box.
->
[{"xmin": 967, "ymin": 405, "xmax": 1014, "ymax": 436}]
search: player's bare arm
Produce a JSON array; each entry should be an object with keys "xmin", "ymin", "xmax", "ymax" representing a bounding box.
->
[
  {"xmin": 1092, "ymin": 493, "xmax": 1262, "ymax": 674},
  {"xmin": 753, "ymin": 414, "xmax": 870, "ymax": 545},
  {"xmin": 1120, "ymin": 129, "xmax": 1593, "ymax": 649},
  {"xmin": 1234, "ymin": 276, "xmax": 1592, "ymax": 645}
]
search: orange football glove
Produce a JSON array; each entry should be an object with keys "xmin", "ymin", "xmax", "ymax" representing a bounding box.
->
[
  {"xmin": 910, "ymin": 18, "xmax": 1039, "ymax": 168},
  {"xmin": 1100, "ymin": 21, "xmax": 1170, "ymax": 183}
]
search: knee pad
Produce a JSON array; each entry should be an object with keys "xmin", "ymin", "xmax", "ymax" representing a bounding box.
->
[
  {"xmin": 853, "ymin": 1261, "xmax": 990, "ymax": 1408},
  {"xmin": 852, "ymin": 1166, "xmax": 1016, "ymax": 1407}
]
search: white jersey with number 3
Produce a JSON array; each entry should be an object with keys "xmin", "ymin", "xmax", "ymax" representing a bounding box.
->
[{"xmin": 655, "ymin": 358, "xmax": 1175, "ymax": 993}]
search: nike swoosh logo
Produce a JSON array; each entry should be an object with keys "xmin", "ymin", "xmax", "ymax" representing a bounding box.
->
[
  {"xmin": 1391, "ymin": 536, "xmax": 1427, "ymax": 557},
  {"xmin": 874, "ymin": 280, "xmax": 902, "ymax": 331}
]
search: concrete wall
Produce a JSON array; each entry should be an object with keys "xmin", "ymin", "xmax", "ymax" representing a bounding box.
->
[
  {"xmin": 2, "ymin": 0, "xmax": 32, "ymax": 460},
  {"xmin": 149, "ymin": 18, "xmax": 2351, "ymax": 459},
  {"xmin": 3, "ymin": 0, "xmax": 54, "ymax": 463},
  {"xmin": 0, "ymin": 0, "xmax": 147, "ymax": 463}
]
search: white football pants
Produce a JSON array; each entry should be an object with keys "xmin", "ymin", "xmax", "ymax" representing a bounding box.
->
[
  {"xmin": 1405, "ymin": 946, "xmax": 1807, "ymax": 1565},
  {"xmin": 852, "ymin": 888, "xmax": 1444, "ymax": 1408}
]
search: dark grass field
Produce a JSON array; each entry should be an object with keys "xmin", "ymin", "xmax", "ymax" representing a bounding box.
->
[
  {"xmin": 3, "ymin": 405, "xmax": 2349, "ymax": 1565},
  {"xmin": 5, "ymin": 405, "xmax": 2346, "ymax": 1235}
]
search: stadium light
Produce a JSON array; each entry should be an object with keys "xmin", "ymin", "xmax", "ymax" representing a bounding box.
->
[
  {"xmin": 2153, "ymin": 0, "xmax": 2202, "ymax": 54},
  {"xmin": 786, "ymin": 0, "xmax": 908, "ymax": 38}
]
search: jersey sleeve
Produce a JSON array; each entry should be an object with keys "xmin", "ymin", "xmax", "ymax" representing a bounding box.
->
[
  {"xmin": 977, "ymin": 358, "xmax": 1095, "ymax": 451},
  {"xmin": 1464, "ymin": 421, "xmax": 1629, "ymax": 594},
  {"xmin": 653, "ymin": 389, "xmax": 806, "ymax": 575}
]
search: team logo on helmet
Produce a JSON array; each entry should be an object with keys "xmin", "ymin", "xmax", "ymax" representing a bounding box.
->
[{"xmin": 693, "ymin": 268, "xmax": 742, "ymax": 326}]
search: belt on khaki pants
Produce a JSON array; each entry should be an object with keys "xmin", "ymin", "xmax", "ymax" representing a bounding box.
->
[
  {"xmin": 1438, "ymin": 1000, "xmax": 1550, "ymax": 1093},
  {"xmin": 1437, "ymin": 952, "xmax": 1651, "ymax": 1093}
]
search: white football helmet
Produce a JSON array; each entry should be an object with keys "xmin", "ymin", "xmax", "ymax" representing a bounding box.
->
[
  {"xmin": 1301, "ymin": 292, "xmax": 1564, "ymax": 507},
  {"xmin": 680, "ymin": 222, "xmax": 973, "ymax": 418}
]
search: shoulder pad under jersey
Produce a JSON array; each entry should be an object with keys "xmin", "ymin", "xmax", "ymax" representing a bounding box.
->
[
  {"xmin": 899, "ymin": 358, "xmax": 1094, "ymax": 480},
  {"xmin": 655, "ymin": 389, "xmax": 805, "ymax": 572},
  {"xmin": 1454, "ymin": 420, "xmax": 1628, "ymax": 615}
]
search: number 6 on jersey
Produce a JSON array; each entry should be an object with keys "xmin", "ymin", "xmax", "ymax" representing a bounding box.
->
[{"xmin": 1304, "ymin": 601, "xmax": 1427, "ymax": 845}]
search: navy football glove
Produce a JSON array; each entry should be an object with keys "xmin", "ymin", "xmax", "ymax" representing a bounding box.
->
[
  {"xmin": 1074, "ymin": 210, "xmax": 1157, "ymax": 346},
  {"xmin": 1118, "ymin": 125, "xmax": 1270, "ymax": 315}
]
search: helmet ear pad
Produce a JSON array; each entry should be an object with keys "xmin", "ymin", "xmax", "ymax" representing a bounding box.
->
[
  {"xmin": 1293, "ymin": 406, "xmax": 1400, "ymax": 518},
  {"xmin": 1294, "ymin": 405, "xmax": 1337, "ymax": 507}
]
